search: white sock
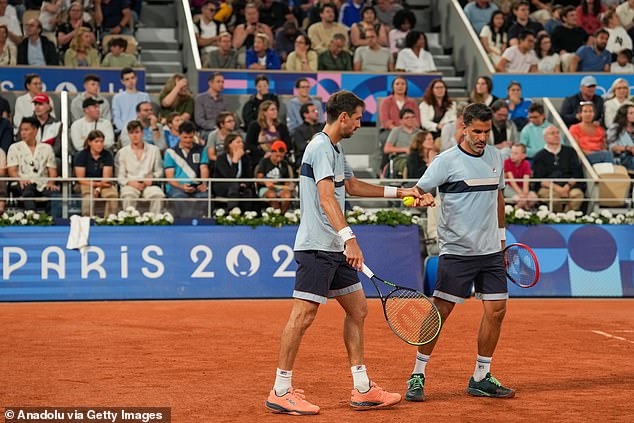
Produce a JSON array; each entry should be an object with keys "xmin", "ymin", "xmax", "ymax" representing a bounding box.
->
[
  {"xmin": 473, "ymin": 355, "xmax": 492, "ymax": 382},
  {"xmin": 273, "ymin": 368, "xmax": 293, "ymax": 396},
  {"xmin": 412, "ymin": 352, "xmax": 430, "ymax": 375},
  {"xmin": 351, "ymin": 365, "xmax": 371, "ymax": 392}
]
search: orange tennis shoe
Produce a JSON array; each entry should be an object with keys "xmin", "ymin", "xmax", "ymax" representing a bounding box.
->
[
  {"xmin": 350, "ymin": 382, "xmax": 402, "ymax": 410},
  {"xmin": 265, "ymin": 388, "xmax": 320, "ymax": 415}
]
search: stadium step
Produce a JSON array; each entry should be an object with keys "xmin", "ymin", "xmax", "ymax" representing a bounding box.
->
[
  {"xmin": 434, "ymin": 55, "xmax": 453, "ymax": 67},
  {"xmin": 437, "ymin": 66, "xmax": 455, "ymax": 77},
  {"xmin": 143, "ymin": 61, "xmax": 182, "ymax": 74},
  {"xmin": 141, "ymin": 49, "xmax": 181, "ymax": 62},
  {"xmin": 145, "ymin": 73, "xmax": 174, "ymax": 85},
  {"xmin": 135, "ymin": 28, "xmax": 179, "ymax": 50},
  {"xmin": 141, "ymin": 1, "xmax": 177, "ymax": 28}
]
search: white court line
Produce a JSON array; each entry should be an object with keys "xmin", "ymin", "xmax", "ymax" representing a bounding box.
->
[
  {"xmin": 592, "ymin": 330, "xmax": 634, "ymax": 344},
  {"xmin": 612, "ymin": 330, "xmax": 634, "ymax": 333}
]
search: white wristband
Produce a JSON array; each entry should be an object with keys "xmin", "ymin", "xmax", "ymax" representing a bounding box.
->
[
  {"xmin": 338, "ymin": 226, "xmax": 356, "ymax": 243},
  {"xmin": 384, "ymin": 186, "xmax": 398, "ymax": 198},
  {"xmin": 499, "ymin": 228, "xmax": 506, "ymax": 241}
]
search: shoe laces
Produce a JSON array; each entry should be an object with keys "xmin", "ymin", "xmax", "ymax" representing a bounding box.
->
[
  {"xmin": 487, "ymin": 375, "xmax": 501, "ymax": 387},
  {"xmin": 288, "ymin": 388, "xmax": 307, "ymax": 401},
  {"xmin": 408, "ymin": 375, "xmax": 424, "ymax": 390}
]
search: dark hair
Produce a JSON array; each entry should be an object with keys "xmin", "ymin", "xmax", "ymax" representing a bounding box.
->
[
  {"xmin": 126, "ymin": 120, "xmax": 143, "ymax": 132},
  {"xmin": 24, "ymin": 73, "xmax": 40, "ymax": 89},
  {"xmin": 409, "ymin": 130, "xmax": 433, "ymax": 160},
  {"xmin": 360, "ymin": 5, "xmax": 376, "ymax": 19},
  {"xmin": 518, "ymin": 29, "xmax": 535, "ymax": 41},
  {"xmin": 594, "ymin": 28, "xmax": 609, "ymax": 38},
  {"xmin": 84, "ymin": 74, "xmax": 100, "ymax": 83},
  {"xmin": 618, "ymin": 48, "xmax": 633, "ymax": 62},
  {"xmin": 581, "ymin": 0, "xmax": 601, "ymax": 17},
  {"xmin": 166, "ymin": 112, "xmax": 181, "ymax": 126},
  {"xmin": 295, "ymin": 77, "xmax": 309, "ymax": 88},
  {"xmin": 422, "ymin": 79, "xmax": 452, "ymax": 112},
  {"xmin": 296, "ymin": 33, "xmax": 312, "ymax": 49},
  {"xmin": 535, "ymin": 34, "xmax": 553, "ymax": 59},
  {"xmin": 320, "ymin": 2, "xmax": 337, "ymax": 14},
  {"xmin": 470, "ymin": 75, "xmax": 493, "ymax": 104},
  {"xmin": 490, "ymin": 99, "xmax": 508, "ymax": 113},
  {"xmin": 135, "ymin": 101, "xmax": 152, "ymax": 113},
  {"xmin": 602, "ymin": 10, "xmax": 616, "ymax": 27},
  {"xmin": 20, "ymin": 116, "xmax": 40, "ymax": 129},
  {"xmin": 392, "ymin": 9, "xmax": 416, "ymax": 30},
  {"xmin": 399, "ymin": 107, "xmax": 416, "ymax": 119},
  {"xmin": 216, "ymin": 111, "xmax": 233, "ymax": 128},
  {"xmin": 84, "ymin": 129, "xmax": 105, "ymax": 149},
  {"xmin": 612, "ymin": 104, "xmax": 634, "ymax": 138},
  {"xmin": 561, "ymin": 5, "xmax": 576, "ymax": 21},
  {"xmin": 299, "ymin": 102, "xmax": 315, "ymax": 120},
  {"xmin": 120, "ymin": 67, "xmax": 135, "ymax": 79},
  {"xmin": 463, "ymin": 103, "xmax": 493, "ymax": 127},
  {"xmin": 513, "ymin": 1, "xmax": 530, "ymax": 11},
  {"xmin": 404, "ymin": 30, "xmax": 427, "ymax": 51},
  {"xmin": 223, "ymin": 132, "xmax": 242, "ymax": 153},
  {"xmin": 391, "ymin": 76, "xmax": 408, "ymax": 96},
  {"xmin": 208, "ymin": 71, "xmax": 223, "ymax": 82},
  {"xmin": 487, "ymin": 11, "xmax": 506, "ymax": 45},
  {"xmin": 108, "ymin": 37, "xmax": 128, "ymax": 50},
  {"xmin": 507, "ymin": 80, "xmax": 522, "ymax": 91},
  {"xmin": 255, "ymin": 74, "xmax": 269, "ymax": 85},
  {"xmin": 577, "ymin": 101, "xmax": 595, "ymax": 114},
  {"xmin": 325, "ymin": 90, "xmax": 365, "ymax": 124},
  {"xmin": 178, "ymin": 120, "xmax": 196, "ymax": 134},
  {"xmin": 528, "ymin": 102, "xmax": 544, "ymax": 115}
]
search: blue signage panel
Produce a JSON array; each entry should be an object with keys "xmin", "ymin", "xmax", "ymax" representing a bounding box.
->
[
  {"xmin": 491, "ymin": 74, "xmax": 634, "ymax": 99},
  {"xmin": 0, "ymin": 225, "xmax": 423, "ymax": 302},
  {"xmin": 0, "ymin": 66, "xmax": 146, "ymax": 94}
]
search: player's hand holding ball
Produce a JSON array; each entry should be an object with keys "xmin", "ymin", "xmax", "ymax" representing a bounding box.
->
[
  {"xmin": 403, "ymin": 193, "xmax": 435, "ymax": 208},
  {"xmin": 403, "ymin": 196, "xmax": 416, "ymax": 207}
]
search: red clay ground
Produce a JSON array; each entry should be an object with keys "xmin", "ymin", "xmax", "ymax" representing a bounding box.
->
[{"xmin": 1, "ymin": 299, "xmax": 633, "ymax": 422}]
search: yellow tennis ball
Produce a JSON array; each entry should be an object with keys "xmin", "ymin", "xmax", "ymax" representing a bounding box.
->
[{"xmin": 403, "ymin": 196, "xmax": 415, "ymax": 207}]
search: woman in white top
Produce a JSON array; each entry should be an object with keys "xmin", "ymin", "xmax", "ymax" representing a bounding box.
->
[
  {"xmin": 419, "ymin": 78, "xmax": 456, "ymax": 135},
  {"xmin": 0, "ymin": 24, "xmax": 16, "ymax": 66},
  {"xmin": 535, "ymin": 34, "xmax": 561, "ymax": 73},
  {"xmin": 604, "ymin": 78, "xmax": 633, "ymax": 127},
  {"xmin": 395, "ymin": 30, "xmax": 436, "ymax": 73},
  {"xmin": 480, "ymin": 11, "xmax": 507, "ymax": 66}
]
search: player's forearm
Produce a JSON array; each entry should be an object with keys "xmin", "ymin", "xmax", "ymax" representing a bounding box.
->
[
  {"xmin": 320, "ymin": 195, "xmax": 348, "ymax": 232},
  {"xmin": 345, "ymin": 177, "xmax": 393, "ymax": 198}
]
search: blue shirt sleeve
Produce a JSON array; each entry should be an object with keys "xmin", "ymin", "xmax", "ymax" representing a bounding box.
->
[
  {"xmin": 201, "ymin": 147, "xmax": 208, "ymax": 164},
  {"xmin": 416, "ymin": 154, "xmax": 447, "ymax": 192},
  {"xmin": 164, "ymin": 150, "xmax": 175, "ymax": 169},
  {"xmin": 310, "ymin": 142, "xmax": 335, "ymax": 183}
]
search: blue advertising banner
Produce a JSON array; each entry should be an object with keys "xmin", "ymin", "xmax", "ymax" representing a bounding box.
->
[
  {"xmin": 491, "ymin": 74, "xmax": 634, "ymax": 99},
  {"xmin": 424, "ymin": 224, "xmax": 634, "ymax": 297},
  {"xmin": 0, "ymin": 66, "xmax": 146, "ymax": 94},
  {"xmin": 199, "ymin": 70, "xmax": 437, "ymax": 122},
  {"xmin": 0, "ymin": 225, "xmax": 423, "ymax": 302}
]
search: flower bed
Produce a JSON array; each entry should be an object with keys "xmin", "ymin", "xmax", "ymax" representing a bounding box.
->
[{"xmin": 505, "ymin": 206, "xmax": 634, "ymax": 225}]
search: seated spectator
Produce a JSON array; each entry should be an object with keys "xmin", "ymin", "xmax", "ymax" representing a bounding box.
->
[
  {"xmin": 275, "ymin": 21, "xmax": 302, "ymax": 63},
  {"xmin": 383, "ymin": 108, "xmax": 421, "ymax": 176},
  {"xmin": 285, "ymin": 34, "xmax": 318, "ymax": 71},
  {"xmin": 0, "ymin": 93, "xmax": 9, "ymax": 119},
  {"xmin": 213, "ymin": 132, "xmax": 255, "ymax": 210},
  {"xmin": 576, "ymin": 0, "xmax": 604, "ymax": 36},
  {"xmin": 389, "ymin": 8, "xmax": 416, "ymax": 55},
  {"xmin": 232, "ymin": 2, "xmax": 273, "ymax": 51},
  {"xmin": 64, "ymin": 26, "xmax": 99, "ymax": 67},
  {"xmin": 163, "ymin": 112, "xmax": 183, "ymax": 150},
  {"xmin": 353, "ymin": 26, "xmax": 392, "ymax": 71},
  {"xmin": 0, "ymin": 24, "xmax": 16, "ymax": 65},
  {"xmin": 70, "ymin": 74, "xmax": 112, "ymax": 122},
  {"xmin": 604, "ymin": 78, "xmax": 633, "ymax": 128},
  {"xmin": 70, "ymin": 98, "xmax": 115, "ymax": 153},
  {"xmin": 611, "ymin": 49, "xmax": 634, "ymax": 73},
  {"xmin": 13, "ymin": 74, "xmax": 55, "ymax": 133},
  {"xmin": 317, "ymin": 33, "xmax": 352, "ymax": 70},
  {"xmin": 101, "ymin": 37, "xmax": 138, "ymax": 67},
  {"xmin": 286, "ymin": 78, "xmax": 324, "ymax": 133},
  {"xmin": 607, "ymin": 104, "xmax": 634, "ymax": 171},
  {"xmin": 616, "ymin": 0, "xmax": 634, "ymax": 43},
  {"xmin": 308, "ymin": 2, "xmax": 350, "ymax": 53},
  {"xmin": 7, "ymin": 117, "xmax": 61, "ymax": 217},
  {"xmin": 440, "ymin": 103, "xmax": 466, "ymax": 152},
  {"xmin": 520, "ymin": 102, "xmax": 551, "ymax": 159},
  {"xmin": 120, "ymin": 101, "xmax": 166, "ymax": 150},
  {"xmin": 374, "ymin": 0, "xmax": 402, "ymax": 27},
  {"xmin": 164, "ymin": 121, "xmax": 209, "ymax": 218},
  {"xmin": 551, "ymin": 6, "xmax": 588, "ymax": 72},
  {"xmin": 380, "ymin": 76, "xmax": 421, "ymax": 133},
  {"xmin": 0, "ymin": 110, "xmax": 11, "ymax": 152},
  {"xmin": 207, "ymin": 111, "xmax": 239, "ymax": 163},
  {"xmin": 115, "ymin": 120, "xmax": 165, "ymax": 214},
  {"xmin": 504, "ymin": 143, "xmax": 538, "ymax": 209},
  {"xmin": 350, "ymin": 6, "xmax": 389, "ymax": 48},
  {"xmin": 0, "ymin": 145, "xmax": 5, "ymax": 214},
  {"xmin": 159, "ymin": 73, "xmax": 195, "ymax": 120},
  {"xmin": 532, "ymin": 126, "xmax": 585, "ymax": 212},
  {"xmin": 31, "ymin": 94, "xmax": 61, "ymax": 167},
  {"xmin": 246, "ymin": 32, "xmax": 281, "ymax": 70},
  {"xmin": 507, "ymin": 1, "xmax": 544, "ymax": 46},
  {"xmin": 506, "ymin": 81, "xmax": 532, "ymax": 130},
  {"xmin": 560, "ymin": 76, "xmax": 604, "ymax": 127},
  {"xmin": 464, "ymin": 0, "xmax": 498, "ymax": 35},
  {"xmin": 569, "ymin": 102, "xmax": 614, "ymax": 164},
  {"xmin": 39, "ymin": 0, "xmax": 63, "ymax": 32},
  {"xmin": 18, "ymin": 18, "xmax": 59, "ymax": 65},
  {"xmin": 112, "ymin": 67, "xmax": 151, "ymax": 133},
  {"xmin": 94, "ymin": 0, "xmax": 133, "ymax": 36},
  {"xmin": 195, "ymin": 72, "xmax": 226, "ymax": 138},
  {"xmin": 419, "ymin": 79, "xmax": 456, "ymax": 137},
  {"xmin": 259, "ymin": 0, "xmax": 295, "ymax": 31},
  {"xmin": 469, "ymin": 75, "xmax": 498, "ymax": 107},
  {"xmin": 405, "ymin": 130, "xmax": 436, "ymax": 180},
  {"xmin": 571, "ymin": 28, "xmax": 611, "ymax": 72},
  {"xmin": 255, "ymin": 140, "xmax": 294, "ymax": 213},
  {"xmin": 205, "ymin": 31, "xmax": 239, "ymax": 69},
  {"xmin": 56, "ymin": 1, "xmax": 93, "ymax": 53},
  {"xmin": 339, "ymin": 0, "xmax": 364, "ymax": 29},
  {"xmin": 604, "ymin": 10, "xmax": 632, "ymax": 57},
  {"xmin": 73, "ymin": 129, "xmax": 118, "ymax": 217},
  {"xmin": 241, "ymin": 74, "xmax": 279, "ymax": 130},
  {"xmin": 490, "ymin": 99, "xmax": 517, "ymax": 159},
  {"xmin": 497, "ymin": 30, "xmax": 538, "ymax": 73},
  {"xmin": 480, "ymin": 10, "xmax": 507, "ymax": 66},
  {"xmin": 0, "ymin": 0, "xmax": 22, "ymax": 46},
  {"xmin": 291, "ymin": 102, "xmax": 323, "ymax": 167},
  {"xmin": 395, "ymin": 30, "xmax": 436, "ymax": 73},
  {"xmin": 195, "ymin": 0, "xmax": 227, "ymax": 57},
  {"xmin": 535, "ymin": 33, "xmax": 561, "ymax": 72},
  {"xmin": 246, "ymin": 100, "xmax": 291, "ymax": 167},
  {"xmin": 544, "ymin": 4, "xmax": 563, "ymax": 35}
]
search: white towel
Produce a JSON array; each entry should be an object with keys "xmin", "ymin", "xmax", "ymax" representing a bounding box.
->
[{"xmin": 66, "ymin": 215, "xmax": 91, "ymax": 252}]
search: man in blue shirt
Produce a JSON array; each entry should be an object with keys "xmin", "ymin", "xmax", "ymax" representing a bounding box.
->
[
  {"xmin": 464, "ymin": 0, "xmax": 498, "ymax": 34},
  {"xmin": 571, "ymin": 28, "xmax": 611, "ymax": 72},
  {"xmin": 520, "ymin": 102, "xmax": 552, "ymax": 158}
]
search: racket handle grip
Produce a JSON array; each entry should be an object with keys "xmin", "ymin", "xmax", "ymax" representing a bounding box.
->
[{"xmin": 361, "ymin": 264, "xmax": 374, "ymax": 279}]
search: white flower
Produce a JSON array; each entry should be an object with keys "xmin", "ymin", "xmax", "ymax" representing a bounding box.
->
[
  {"xmin": 1, "ymin": 212, "xmax": 7, "ymax": 219},
  {"xmin": 20, "ymin": 218, "xmax": 27, "ymax": 225},
  {"xmin": 164, "ymin": 212, "xmax": 174, "ymax": 223},
  {"xmin": 595, "ymin": 218, "xmax": 603, "ymax": 224},
  {"xmin": 273, "ymin": 208, "xmax": 281, "ymax": 215},
  {"xmin": 412, "ymin": 216, "xmax": 421, "ymax": 225},
  {"xmin": 107, "ymin": 214, "xmax": 117, "ymax": 221},
  {"xmin": 536, "ymin": 210, "xmax": 549, "ymax": 220},
  {"xmin": 284, "ymin": 212, "xmax": 295, "ymax": 219},
  {"xmin": 348, "ymin": 217, "xmax": 358, "ymax": 224},
  {"xmin": 590, "ymin": 212, "xmax": 598, "ymax": 218},
  {"xmin": 25, "ymin": 210, "xmax": 34, "ymax": 216},
  {"xmin": 353, "ymin": 206, "xmax": 364, "ymax": 213},
  {"xmin": 554, "ymin": 217, "xmax": 561, "ymax": 223},
  {"xmin": 538, "ymin": 205, "xmax": 548, "ymax": 212},
  {"xmin": 245, "ymin": 211, "xmax": 258, "ymax": 219},
  {"xmin": 294, "ymin": 209, "xmax": 301, "ymax": 216},
  {"xmin": 230, "ymin": 207, "xmax": 242, "ymax": 216},
  {"xmin": 32, "ymin": 213, "xmax": 40, "ymax": 220},
  {"xmin": 575, "ymin": 211, "xmax": 583, "ymax": 217},
  {"xmin": 135, "ymin": 217, "xmax": 143, "ymax": 223},
  {"xmin": 225, "ymin": 215, "xmax": 234, "ymax": 222},
  {"xmin": 358, "ymin": 214, "xmax": 368, "ymax": 222},
  {"xmin": 125, "ymin": 206, "xmax": 136, "ymax": 213},
  {"xmin": 548, "ymin": 213, "xmax": 557, "ymax": 220},
  {"xmin": 14, "ymin": 212, "xmax": 24, "ymax": 220},
  {"xmin": 514, "ymin": 209, "xmax": 525, "ymax": 219},
  {"xmin": 369, "ymin": 214, "xmax": 378, "ymax": 222},
  {"xmin": 117, "ymin": 211, "xmax": 127, "ymax": 219},
  {"xmin": 215, "ymin": 208, "xmax": 225, "ymax": 217},
  {"xmin": 505, "ymin": 205, "xmax": 514, "ymax": 214},
  {"xmin": 626, "ymin": 211, "xmax": 634, "ymax": 217},
  {"xmin": 609, "ymin": 218, "xmax": 618, "ymax": 224},
  {"xmin": 265, "ymin": 207, "xmax": 274, "ymax": 214},
  {"xmin": 600, "ymin": 210, "xmax": 612, "ymax": 219},
  {"xmin": 94, "ymin": 217, "xmax": 104, "ymax": 223}
]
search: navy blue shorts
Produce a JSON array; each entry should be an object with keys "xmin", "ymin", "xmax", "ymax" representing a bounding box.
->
[
  {"xmin": 293, "ymin": 250, "xmax": 362, "ymax": 304},
  {"xmin": 434, "ymin": 252, "xmax": 507, "ymax": 304}
]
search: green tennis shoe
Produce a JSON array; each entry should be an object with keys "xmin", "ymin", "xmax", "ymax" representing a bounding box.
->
[
  {"xmin": 467, "ymin": 373, "xmax": 515, "ymax": 398},
  {"xmin": 405, "ymin": 373, "xmax": 425, "ymax": 402}
]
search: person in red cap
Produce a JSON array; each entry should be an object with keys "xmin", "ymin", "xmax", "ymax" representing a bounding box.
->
[
  {"xmin": 31, "ymin": 92, "xmax": 62, "ymax": 171},
  {"xmin": 13, "ymin": 74, "xmax": 55, "ymax": 133},
  {"xmin": 255, "ymin": 139, "xmax": 294, "ymax": 212}
]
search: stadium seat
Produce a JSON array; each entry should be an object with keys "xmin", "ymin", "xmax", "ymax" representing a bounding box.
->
[
  {"xmin": 101, "ymin": 34, "xmax": 139, "ymax": 56},
  {"xmin": 593, "ymin": 163, "xmax": 632, "ymax": 207}
]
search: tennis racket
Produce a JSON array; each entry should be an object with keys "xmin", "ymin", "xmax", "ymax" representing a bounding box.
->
[
  {"xmin": 503, "ymin": 243, "xmax": 540, "ymax": 288},
  {"xmin": 361, "ymin": 264, "xmax": 441, "ymax": 346}
]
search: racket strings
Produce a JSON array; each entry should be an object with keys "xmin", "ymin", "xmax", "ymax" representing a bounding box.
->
[
  {"xmin": 384, "ymin": 289, "xmax": 441, "ymax": 344},
  {"xmin": 505, "ymin": 247, "xmax": 537, "ymax": 287}
]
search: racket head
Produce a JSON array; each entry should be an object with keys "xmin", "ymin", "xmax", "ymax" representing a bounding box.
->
[
  {"xmin": 504, "ymin": 243, "xmax": 540, "ymax": 288},
  {"xmin": 382, "ymin": 287, "xmax": 442, "ymax": 346}
]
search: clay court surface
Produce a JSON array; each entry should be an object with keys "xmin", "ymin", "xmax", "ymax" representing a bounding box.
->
[{"xmin": 1, "ymin": 298, "xmax": 633, "ymax": 422}]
